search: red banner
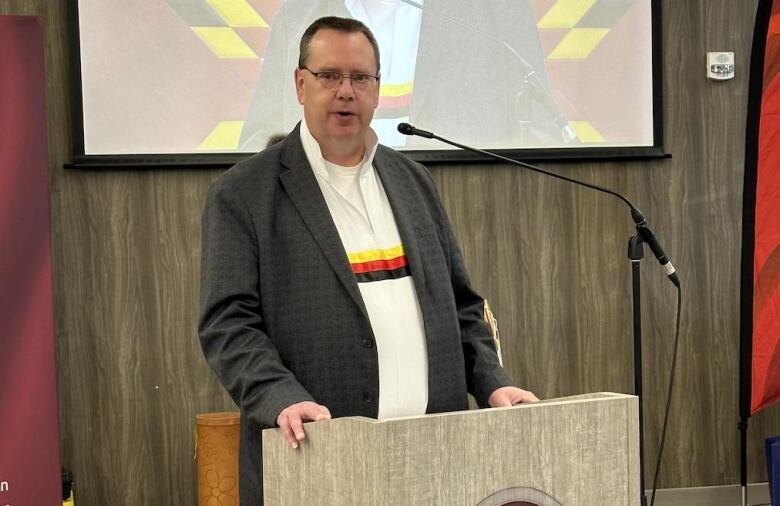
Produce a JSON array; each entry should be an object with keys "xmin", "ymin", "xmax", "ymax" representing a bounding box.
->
[
  {"xmin": 752, "ymin": 1, "xmax": 780, "ymax": 414},
  {"xmin": 0, "ymin": 16, "xmax": 62, "ymax": 505},
  {"xmin": 742, "ymin": 0, "xmax": 780, "ymax": 416}
]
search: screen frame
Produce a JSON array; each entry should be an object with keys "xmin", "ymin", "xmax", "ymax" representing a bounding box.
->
[{"xmin": 66, "ymin": 0, "xmax": 665, "ymax": 169}]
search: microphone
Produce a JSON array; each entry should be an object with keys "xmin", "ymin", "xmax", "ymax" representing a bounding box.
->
[
  {"xmin": 397, "ymin": 123, "xmax": 433, "ymax": 138},
  {"xmin": 397, "ymin": 122, "xmax": 680, "ymax": 287}
]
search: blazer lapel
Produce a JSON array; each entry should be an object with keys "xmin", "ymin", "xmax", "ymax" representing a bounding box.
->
[
  {"xmin": 278, "ymin": 126, "xmax": 369, "ymax": 318},
  {"xmin": 374, "ymin": 149, "xmax": 428, "ymax": 292}
]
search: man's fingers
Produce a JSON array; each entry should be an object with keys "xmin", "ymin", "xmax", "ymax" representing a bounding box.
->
[
  {"xmin": 501, "ymin": 396, "xmax": 516, "ymax": 407},
  {"xmin": 289, "ymin": 412, "xmax": 306, "ymax": 445},
  {"xmin": 489, "ymin": 386, "xmax": 541, "ymax": 407},
  {"xmin": 315, "ymin": 405, "xmax": 332, "ymax": 421},
  {"xmin": 291, "ymin": 404, "xmax": 330, "ymax": 440},
  {"xmin": 512, "ymin": 390, "xmax": 540, "ymax": 404},
  {"xmin": 298, "ymin": 403, "xmax": 331, "ymax": 423},
  {"xmin": 277, "ymin": 414, "xmax": 299, "ymax": 449},
  {"xmin": 276, "ymin": 402, "xmax": 331, "ymax": 449}
]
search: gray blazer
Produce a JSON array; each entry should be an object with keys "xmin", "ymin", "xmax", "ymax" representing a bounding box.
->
[{"xmin": 199, "ymin": 125, "xmax": 512, "ymax": 505}]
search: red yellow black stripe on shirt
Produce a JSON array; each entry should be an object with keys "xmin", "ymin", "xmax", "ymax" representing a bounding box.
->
[{"xmin": 347, "ymin": 245, "xmax": 410, "ymax": 283}]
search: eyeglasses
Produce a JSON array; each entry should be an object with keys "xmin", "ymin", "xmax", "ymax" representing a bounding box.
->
[{"xmin": 301, "ymin": 67, "xmax": 379, "ymax": 91}]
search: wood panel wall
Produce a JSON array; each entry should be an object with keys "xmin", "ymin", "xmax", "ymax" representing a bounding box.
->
[{"xmin": 1, "ymin": 0, "xmax": 778, "ymax": 504}]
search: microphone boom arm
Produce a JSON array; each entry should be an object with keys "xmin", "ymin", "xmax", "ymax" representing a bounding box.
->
[{"xmin": 397, "ymin": 122, "xmax": 679, "ymax": 286}]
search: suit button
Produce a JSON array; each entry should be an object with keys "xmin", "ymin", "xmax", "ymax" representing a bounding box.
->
[
  {"xmin": 363, "ymin": 392, "xmax": 374, "ymax": 403},
  {"xmin": 362, "ymin": 338, "xmax": 374, "ymax": 348}
]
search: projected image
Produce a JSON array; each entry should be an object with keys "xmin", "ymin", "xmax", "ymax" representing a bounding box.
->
[{"xmin": 76, "ymin": 0, "xmax": 654, "ymax": 155}]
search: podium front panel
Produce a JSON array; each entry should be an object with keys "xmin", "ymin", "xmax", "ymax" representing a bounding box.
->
[{"xmin": 263, "ymin": 392, "xmax": 639, "ymax": 505}]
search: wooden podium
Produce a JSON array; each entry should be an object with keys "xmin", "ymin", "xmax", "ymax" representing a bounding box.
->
[{"xmin": 263, "ymin": 392, "xmax": 639, "ymax": 505}]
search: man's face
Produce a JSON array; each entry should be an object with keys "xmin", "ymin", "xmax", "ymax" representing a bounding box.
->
[{"xmin": 295, "ymin": 29, "xmax": 380, "ymax": 157}]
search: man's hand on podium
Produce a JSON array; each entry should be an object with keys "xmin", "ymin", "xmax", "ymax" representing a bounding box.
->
[
  {"xmin": 273, "ymin": 389, "xmax": 537, "ymax": 449},
  {"xmin": 488, "ymin": 386, "xmax": 540, "ymax": 407},
  {"xmin": 276, "ymin": 401, "xmax": 331, "ymax": 449}
]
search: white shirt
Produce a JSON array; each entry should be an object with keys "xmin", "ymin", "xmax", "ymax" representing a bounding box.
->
[{"xmin": 300, "ymin": 118, "xmax": 429, "ymax": 419}]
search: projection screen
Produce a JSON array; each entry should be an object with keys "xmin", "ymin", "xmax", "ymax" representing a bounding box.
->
[{"xmin": 69, "ymin": 0, "xmax": 662, "ymax": 166}]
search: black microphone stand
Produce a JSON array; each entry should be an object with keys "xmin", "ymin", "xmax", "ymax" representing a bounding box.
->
[
  {"xmin": 629, "ymin": 235, "xmax": 649, "ymax": 506},
  {"xmin": 398, "ymin": 123, "xmax": 679, "ymax": 506}
]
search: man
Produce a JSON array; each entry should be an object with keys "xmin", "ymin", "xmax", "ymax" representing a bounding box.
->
[{"xmin": 199, "ymin": 17, "xmax": 537, "ymax": 506}]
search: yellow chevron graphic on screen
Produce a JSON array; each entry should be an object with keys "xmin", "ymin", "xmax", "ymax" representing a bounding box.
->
[
  {"xmin": 192, "ymin": 27, "xmax": 258, "ymax": 58},
  {"xmin": 548, "ymin": 29, "xmax": 609, "ymax": 59},
  {"xmin": 568, "ymin": 121, "xmax": 604, "ymax": 143},
  {"xmin": 538, "ymin": 0, "xmax": 597, "ymax": 28},
  {"xmin": 199, "ymin": 121, "xmax": 245, "ymax": 150},
  {"xmin": 206, "ymin": 0, "xmax": 268, "ymax": 27}
]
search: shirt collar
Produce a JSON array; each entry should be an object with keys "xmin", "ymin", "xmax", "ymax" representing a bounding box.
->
[{"xmin": 300, "ymin": 117, "xmax": 380, "ymax": 180}]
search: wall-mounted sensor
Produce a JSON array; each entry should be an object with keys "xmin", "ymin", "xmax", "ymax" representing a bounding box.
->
[{"xmin": 707, "ymin": 52, "xmax": 735, "ymax": 80}]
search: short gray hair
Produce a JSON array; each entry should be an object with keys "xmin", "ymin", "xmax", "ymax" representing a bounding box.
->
[{"xmin": 298, "ymin": 16, "xmax": 380, "ymax": 74}]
